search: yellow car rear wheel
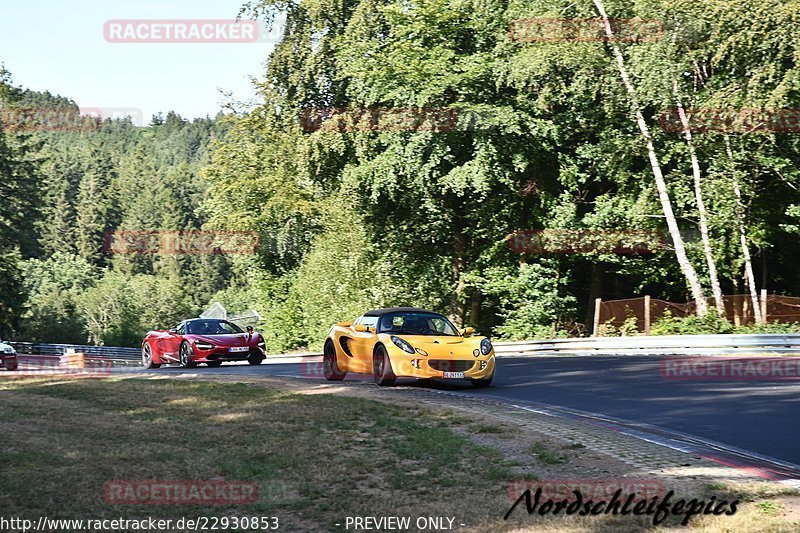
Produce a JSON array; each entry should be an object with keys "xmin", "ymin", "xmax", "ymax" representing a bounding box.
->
[{"xmin": 323, "ymin": 340, "xmax": 346, "ymax": 381}]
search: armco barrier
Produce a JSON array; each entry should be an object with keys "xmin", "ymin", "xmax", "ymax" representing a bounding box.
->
[
  {"xmin": 10, "ymin": 341, "xmax": 140, "ymax": 359},
  {"xmin": 9, "ymin": 342, "xmax": 141, "ymax": 367},
  {"xmin": 493, "ymin": 334, "xmax": 800, "ymax": 356},
  {"xmin": 8, "ymin": 342, "xmax": 322, "ymax": 368},
  {"xmin": 9, "ymin": 334, "xmax": 800, "ymax": 369}
]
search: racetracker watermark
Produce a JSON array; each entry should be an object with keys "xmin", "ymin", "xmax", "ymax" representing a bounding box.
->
[
  {"xmin": 1, "ymin": 355, "xmax": 111, "ymax": 378},
  {"xmin": 509, "ymin": 18, "xmax": 663, "ymax": 43},
  {"xmin": 103, "ymin": 480, "xmax": 259, "ymax": 505},
  {"xmin": 0, "ymin": 107, "xmax": 144, "ymax": 132},
  {"xmin": 508, "ymin": 229, "xmax": 667, "ymax": 255},
  {"xmin": 658, "ymin": 108, "xmax": 800, "ymax": 133},
  {"xmin": 104, "ymin": 230, "xmax": 259, "ymax": 255},
  {"xmin": 302, "ymin": 361, "xmax": 371, "ymax": 381},
  {"xmin": 507, "ymin": 479, "xmax": 666, "ymax": 504},
  {"xmin": 299, "ymin": 107, "xmax": 498, "ymax": 133},
  {"xmin": 104, "ymin": 19, "xmax": 282, "ymax": 43},
  {"xmin": 660, "ymin": 356, "xmax": 800, "ymax": 380}
]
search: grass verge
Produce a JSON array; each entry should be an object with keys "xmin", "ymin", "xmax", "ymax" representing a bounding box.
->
[{"xmin": 1, "ymin": 377, "xmax": 798, "ymax": 532}]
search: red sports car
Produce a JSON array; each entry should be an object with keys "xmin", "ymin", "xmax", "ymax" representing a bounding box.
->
[{"xmin": 142, "ymin": 318, "xmax": 266, "ymax": 369}]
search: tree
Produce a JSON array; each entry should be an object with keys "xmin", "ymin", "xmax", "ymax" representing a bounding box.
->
[{"xmin": 592, "ymin": 0, "xmax": 708, "ymax": 314}]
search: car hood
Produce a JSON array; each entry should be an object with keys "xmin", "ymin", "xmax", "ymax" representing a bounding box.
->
[
  {"xmin": 0, "ymin": 342, "xmax": 15, "ymax": 352},
  {"xmin": 384, "ymin": 334, "xmax": 484, "ymax": 356},
  {"xmin": 191, "ymin": 334, "xmax": 256, "ymax": 346}
]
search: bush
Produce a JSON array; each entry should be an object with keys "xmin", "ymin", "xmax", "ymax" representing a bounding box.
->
[
  {"xmin": 733, "ymin": 322, "xmax": 800, "ymax": 334},
  {"xmin": 76, "ymin": 271, "xmax": 195, "ymax": 346},
  {"xmin": 485, "ymin": 260, "xmax": 578, "ymax": 341},
  {"xmin": 598, "ymin": 315, "xmax": 639, "ymax": 337},
  {"xmin": 19, "ymin": 253, "xmax": 97, "ymax": 343},
  {"xmin": 650, "ymin": 309, "xmax": 734, "ymax": 335}
]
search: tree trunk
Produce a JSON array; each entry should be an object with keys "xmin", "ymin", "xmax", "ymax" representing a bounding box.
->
[
  {"xmin": 470, "ymin": 291, "xmax": 482, "ymax": 326},
  {"xmin": 731, "ymin": 270, "xmax": 742, "ymax": 326},
  {"xmin": 592, "ymin": 0, "xmax": 708, "ymax": 315},
  {"xmin": 724, "ymin": 136, "xmax": 762, "ymax": 323},
  {"xmin": 674, "ymin": 81, "xmax": 724, "ymax": 314},
  {"xmin": 450, "ymin": 212, "xmax": 468, "ymax": 325},
  {"xmin": 732, "ymin": 267, "xmax": 741, "ymax": 326},
  {"xmin": 585, "ymin": 262, "xmax": 604, "ymax": 330}
]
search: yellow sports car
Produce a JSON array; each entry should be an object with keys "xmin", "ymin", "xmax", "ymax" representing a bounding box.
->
[{"xmin": 323, "ymin": 307, "xmax": 495, "ymax": 387}]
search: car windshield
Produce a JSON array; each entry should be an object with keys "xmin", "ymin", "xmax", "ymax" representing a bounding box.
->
[
  {"xmin": 186, "ymin": 319, "xmax": 244, "ymax": 335},
  {"xmin": 377, "ymin": 312, "xmax": 460, "ymax": 336}
]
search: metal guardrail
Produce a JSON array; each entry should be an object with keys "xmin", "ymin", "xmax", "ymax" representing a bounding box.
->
[
  {"xmin": 493, "ymin": 334, "xmax": 800, "ymax": 356},
  {"xmin": 8, "ymin": 334, "xmax": 800, "ymax": 369},
  {"xmin": 7, "ymin": 342, "xmax": 322, "ymax": 368},
  {"xmin": 9, "ymin": 342, "xmax": 141, "ymax": 367}
]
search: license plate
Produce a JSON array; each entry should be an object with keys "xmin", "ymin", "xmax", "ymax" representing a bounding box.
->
[
  {"xmin": 442, "ymin": 371, "xmax": 465, "ymax": 379},
  {"xmin": 229, "ymin": 346, "xmax": 249, "ymax": 353}
]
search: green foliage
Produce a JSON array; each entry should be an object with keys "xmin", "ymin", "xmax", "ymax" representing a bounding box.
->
[
  {"xmin": 19, "ymin": 253, "xmax": 196, "ymax": 346},
  {"xmin": 76, "ymin": 271, "xmax": 194, "ymax": 346},
  {"xmin": 484, "ymin": 261, "xmax": 578, "ymax": 340},
  {"xmin": 733, "ymin": 322, "xmax": 800, "ymax": 334},
  {"xmin": 0, "ymin": 73, "xmax": 222, "ymax": 344},
  {"xmin": 19, "ymin": 253, "xmax": 96, "ymax": 343},
  {"xmin": 282, "ymin": 202, "xmax": 393, "ymax": 350},
  {"xmin": 0, "ymin": 249, "xmax": 24, "ymax": 338},
  {"xmin": 650, "ymin": 310, "xmax": 735, "ymax": 336},
  {"xmin": 598, "ymin": 315, "xmax": 639, "ymax": 337},
  {"xmin": 4, "ymin": 0, "xmax": 800, "ymax": 348}
]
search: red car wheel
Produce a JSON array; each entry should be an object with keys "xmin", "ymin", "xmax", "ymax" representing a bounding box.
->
[
  {"xmin": 142, "ymin": 343, "xmax": 161, "ymax": 369},
  {"xmin": 179, "ymin": 342, "xmax": 197, "ymax": 368}
]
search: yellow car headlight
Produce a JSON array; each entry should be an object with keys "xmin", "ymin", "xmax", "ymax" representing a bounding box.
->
[
  {"xmin": 480, "ymin": 338, "xmax": 493, "ymax": 355},
  {"xmin": 390, "ymin": 336, "xmax": 415, "ymax": 354}
]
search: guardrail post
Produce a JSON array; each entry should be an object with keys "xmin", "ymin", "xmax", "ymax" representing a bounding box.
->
[
  {"xmin": 592, "ymin": 298, "xmax": 602, "ymax": 336},
  {"xmin": 643, "ymin": 295, "xmax": 651, "ymax": 335},
  {"xmin": 760, "ymin": 289, "xmax": 767, "ymax": 324}
]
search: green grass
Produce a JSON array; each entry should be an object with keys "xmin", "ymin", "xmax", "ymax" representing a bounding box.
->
[
  {"xmin": 0, "ymin": 378, "xmax": 518, "ymax": 531},
  {"xmin": 530, "ymin": 441, "xmax": 567, "ymax": 465},
  {"xmin": 472, "ymin": 423, "xmax": 506, "ymax": 434},
  {"xmin": 7, "ymin": 377, "xmax": 792, "ymax": 532},
  {"xmin": 755, "ymin": 500, "xmax": 783, "ymax": 515}
]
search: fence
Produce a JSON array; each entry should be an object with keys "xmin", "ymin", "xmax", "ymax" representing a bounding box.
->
[{"xmin": 593, "ymin": 293, "xmax": 800, "ymax": 335}]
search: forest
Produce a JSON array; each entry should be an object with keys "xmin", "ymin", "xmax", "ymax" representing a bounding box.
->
[{"xmin": 1, "ymin": 0, "xmax": 799, "ymax": 350}]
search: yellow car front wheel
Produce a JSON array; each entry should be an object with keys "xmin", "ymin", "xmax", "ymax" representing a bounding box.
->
[
  {"xmin": 470, "ymin": 372, "xmax": 494, "ymax": 388},
  {"xmin": 373, "ymin": 345, "xmax": 396, "ymax": 386}
]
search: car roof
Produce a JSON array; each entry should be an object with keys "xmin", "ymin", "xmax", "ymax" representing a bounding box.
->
[{"xmin": 363, "ymin": 307, "xmax": 442, "ymax": 317}]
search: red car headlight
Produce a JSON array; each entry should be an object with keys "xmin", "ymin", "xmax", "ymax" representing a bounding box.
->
[{"xmin": 195, "ymin": 342, "xmax": 216, "ymax": 351}]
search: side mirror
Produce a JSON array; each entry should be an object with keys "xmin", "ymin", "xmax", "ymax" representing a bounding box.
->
[
  {"xmin": 247, "ymin": 326, "xmax": 254, "ymax": 334},
  {"xmin": 462, "ymin": 327, "xmax": 474, "ymax": 337},
  {"xmin": 354, "ymin": 324, "xmax": 374, "ymax": 333},
  {"xmin": 168, "ymin": 327, "xmax": 178, "ymax": 334}
]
